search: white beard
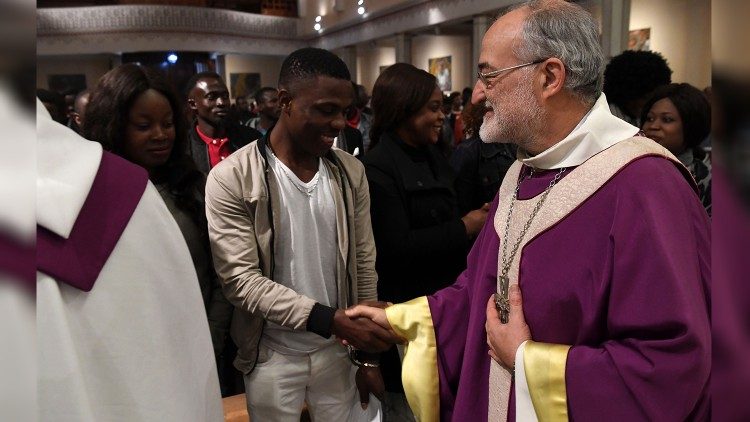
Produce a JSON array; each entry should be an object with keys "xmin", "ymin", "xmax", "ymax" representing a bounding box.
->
[{"xmin": 479, "ymin": 71, "xmax": 544, "ymax": 147}]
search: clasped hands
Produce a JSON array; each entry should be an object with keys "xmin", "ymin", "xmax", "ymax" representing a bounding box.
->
[{"xmin": 333, "ymin": 301, "xmax": 404, "ymax": 353}]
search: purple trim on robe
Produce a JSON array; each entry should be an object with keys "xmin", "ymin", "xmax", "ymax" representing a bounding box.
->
[
  {"xmin": 0, "ymin": 233, "xmax": 35, "ymax": 293},
  {"xmin": 427, "ymin": 156, "xmax": 710, "ymax": 421},
  {"xmin": 37, "ymin": 152, "xmax": 149, "ymax": 292}
]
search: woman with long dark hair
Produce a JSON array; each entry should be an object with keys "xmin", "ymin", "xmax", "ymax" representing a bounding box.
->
[
  {"xmin": 641, "ymin": 83, "xmax": 712, "ymax": 215},
  {"xmin": 362, "ymin": 63, "xmax": 489, "ymax": 420},
  {"xmin": 84, "ymin": 63, "xmax": 230, "ymax": 356}
]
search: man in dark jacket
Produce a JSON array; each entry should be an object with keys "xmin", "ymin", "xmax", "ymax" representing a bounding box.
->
[{"xmin": 186, "ymin": 72, "xmax": 262, "ymax": 174}]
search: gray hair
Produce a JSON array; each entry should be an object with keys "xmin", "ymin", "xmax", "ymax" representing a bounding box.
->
[{"xmin": 507, "ymin": 0, "xmax": 604, "ymax": 105}]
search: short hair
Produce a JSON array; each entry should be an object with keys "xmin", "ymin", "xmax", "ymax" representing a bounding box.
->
[
  {"xmin": 507, "ymin": 0, "xmax": 604, "ymax": 105},
  {"xmin": 604, "ymin": 50, "xmax": 672, "ymax": 107},
  {"xmin": 254, "ymin": 86, "xmax": 277, "ymax": 104},
  {"xmin": 185, "ymin": 71, "xmax": 225, "ymax": 97},
  {"xmin": 369, "ymin": 63, "xmax": 437, "ymax": 149},
  {"xmin": 640, "ymin": 83, "xmax": 710, "ymax": 151},
  {"xmin": 278, "ymin": 47, "xmax": 351, "ymax": 92}
]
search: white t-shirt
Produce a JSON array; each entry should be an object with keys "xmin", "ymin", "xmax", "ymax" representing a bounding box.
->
[{"xmin": 264, "ymin": 148, "xmax": 338, "ymax": 354}]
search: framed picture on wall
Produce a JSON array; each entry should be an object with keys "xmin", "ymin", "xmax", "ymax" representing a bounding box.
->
[
  {"xmin": 229, "ymin": 72, "xmax": 261, "ymax": 99},
  {"xmin": 428, "ymin": 56, "xmax": 452, "ymax": 92},
  {"xmin": 628, "ymin": 28, "xmax": 651, "ymax": 51},
  {"xmin": 48, "ymin": 74, "xmax": 87, "ymax": 94}
]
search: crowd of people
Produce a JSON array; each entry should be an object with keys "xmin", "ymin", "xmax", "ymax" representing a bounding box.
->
[{"xmin": 37, "ymin": 0, "xmax": 712, "ymax": 421}]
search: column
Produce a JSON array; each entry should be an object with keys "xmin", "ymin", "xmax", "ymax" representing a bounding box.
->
[
  {"xmin": 214, "ymin": 53, "xmax": 226, "ymax": 83},
  {"xmin": 599, "ymin": 0, "xmax": 631, "ymax": 59},
  {"xmin": 338, "ymin": 46, "xmax": 358, "ymax": 81},
  {"xmin": 472, "ymin": 15, "xmax": 490, "ymax": 84},
  {"xmin": 395, "ymin": 33, "xmax": 412, "ymax": 64}
]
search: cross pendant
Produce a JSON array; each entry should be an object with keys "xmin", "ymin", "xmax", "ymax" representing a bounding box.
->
[{"xmin": 494, "ymin": 293, "xmax": 511, "ymax": 324}]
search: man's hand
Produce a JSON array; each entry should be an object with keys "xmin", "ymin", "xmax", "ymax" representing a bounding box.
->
[
  {"xmin": 331, "ymin": 309, "xmax": 399, "ymax": 352},
  {"xmin": 355, "ymin": 366, "xmax": 384, "ymax": 410},
  {"xmin": 462, "ymin": 202, "xmax": 490, "ymax": 237},
  {"xmin": 485, "ymin": 284, "xmax": 531, "ymax": 368},
  {"xmin": 345, "ymin": 304, "xmax": 390, "ymax": 329}
]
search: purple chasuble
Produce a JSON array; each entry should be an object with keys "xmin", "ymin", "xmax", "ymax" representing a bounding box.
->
[
  {"xmin": 37, "ymin": 152, "xmax": 149, "ymax": 291},
  {"xmin": 427, "ymin": 156, "xmax": 710, "ymax": 421}
]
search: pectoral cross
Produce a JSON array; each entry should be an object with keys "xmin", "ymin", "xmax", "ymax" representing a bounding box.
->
[{"xmin": 495, "ymin": 274, "xmax": 511, "ymax": 324}]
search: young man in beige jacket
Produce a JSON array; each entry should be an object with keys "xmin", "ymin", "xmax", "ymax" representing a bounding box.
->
[{"xmin": 205, "ymin": 47, "xmax": 396, "ymax": 421}]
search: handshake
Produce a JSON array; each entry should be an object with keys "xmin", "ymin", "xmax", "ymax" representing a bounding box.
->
[{"xmin": 332, "ymin": 301, "xmax": 406, "ymax": 353}]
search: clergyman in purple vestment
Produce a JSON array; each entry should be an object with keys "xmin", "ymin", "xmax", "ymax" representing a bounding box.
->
[{"xmin": 345, "ymin": 1, "xmax": 710, "ymax": 421}]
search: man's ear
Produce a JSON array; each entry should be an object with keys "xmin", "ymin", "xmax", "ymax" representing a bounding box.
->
[
  {"xmin": 539, "ymin": 58, "xmax": 566, "ymax": 100},
  {"xmin": 187, "ymin": 97, "xmax": 197, "ymax": 111},
  {"xmin": 278, "ymin": 89, "xmax": 292, "ymax": 114}
]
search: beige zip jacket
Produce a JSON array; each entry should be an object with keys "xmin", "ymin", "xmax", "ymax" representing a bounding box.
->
[{"xmin": 205, "ymin": 135, "xmax": 377, "ymax": 374}]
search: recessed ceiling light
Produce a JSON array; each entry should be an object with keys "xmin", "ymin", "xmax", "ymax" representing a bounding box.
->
[
  {"xmin": 357, "ymin": 6, "xmax": 365, "ymax": 15},
  {"xmin": 314, "ymin": 23, "xmax": 321, "ymax": 31}
]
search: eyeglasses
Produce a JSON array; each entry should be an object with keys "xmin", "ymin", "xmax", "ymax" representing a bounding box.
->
[{"xmin": 477, "ymin": 59, "xmax": 548, "ymax": 88}]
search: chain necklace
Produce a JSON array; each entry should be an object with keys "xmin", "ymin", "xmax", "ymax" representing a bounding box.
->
[
  {"xmin": 268, "ymin": 148, "xmax": 321, "ymax": 197},
  {"xmin": 495, "ymin": 166, "xmax": 566, "ymax": 323}
]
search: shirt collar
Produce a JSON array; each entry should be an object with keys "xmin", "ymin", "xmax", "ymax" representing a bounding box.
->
[
  {"xmin": 518, "ymin": 94, "xmax": 640, "ymax": 170},
  {"xmin": 195, "ymin": 125, "xmax": 228, "ymax": 145}
]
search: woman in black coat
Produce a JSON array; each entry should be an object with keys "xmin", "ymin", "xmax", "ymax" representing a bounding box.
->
[{"xmin": 362, "ymin": 63, "xmax": 488, "ymax": 419}]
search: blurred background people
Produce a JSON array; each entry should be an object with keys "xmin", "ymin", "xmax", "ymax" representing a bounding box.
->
[
  {"xmin": 69, "ymin": 89, "xmax": 90, "ymax": 135},
  {"xmin": 603, "ymin": 50, "xmax": 672, "ymax": 126},
  {"xmin": 233, "ymin": 93, "xmax": 254, "ymax": 126},
  {"xmin": 246, "ymin": 86, "xmax": 280, "ymax": 136},
  {"xmin": 450, "ymin": 101, "xmax": 516, "ymax": 215},
  {"xmin": 347, "ymin": 83, "xmax": 373, "ymax": 153},
  {"xmin": 641, "ymin": 82, "xmax": 712, "ymax": 214},
  {"xmin": 363, "ymin": 63, "xmax": 489, "ymax": 420}
]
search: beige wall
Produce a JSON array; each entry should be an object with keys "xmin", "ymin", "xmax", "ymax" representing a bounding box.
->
[
  {"xmin": 411, "ymin": 34, "xmax": 473, "ymax": 93},
  {"xmin": 630, "ymin": 0, "xmax": 711, "ymax": 88},
  {"xmin": 37, "ymin": 54, "xmax": 115, "ymax": 91},
  {"xmin": 223, "ymin": 54, "xmax": 285, "ymax": 98},
  {"xmin": 356, "ymin": 44, "xmax": 396, "ymax": 91}
]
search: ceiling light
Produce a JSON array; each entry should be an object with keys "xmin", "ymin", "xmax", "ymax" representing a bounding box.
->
[
  {"xmin": 358, "ymin": 0, "xmax": 364, "ymax": 5},
  {"xmin": 357, "ymin": 6, "xmax": 365, "ymax": 15},
  {"xmin": 315, "ymin": 15, "xmax": 322, "ymax": 22}
]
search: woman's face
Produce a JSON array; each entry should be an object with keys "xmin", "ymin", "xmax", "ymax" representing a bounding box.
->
[
  {"xmin": 124, "ymin": 89, "xmax": 175, "ymax": 172},
  {"xmin": 399, "ymin": 86, "xmax": 445, "ymax": 147},
  {"xmin": 642, "ymin": 98, "xmax": 685, "ymax": 155}
]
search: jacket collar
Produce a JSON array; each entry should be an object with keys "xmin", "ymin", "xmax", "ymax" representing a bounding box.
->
[
  {"xmin": 517, "ymin": 94, "xmax": 640, "ymax": 170},
  {"xmin": 257, "ymin": 123, "xmax": 340, "ymax": 168},
  {"xmin": 378, "ymin": 133, "xmax": 454, "ymax": 193}
]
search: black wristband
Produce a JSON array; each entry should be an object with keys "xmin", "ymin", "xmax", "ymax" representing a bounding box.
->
[{"xmin": 307, "ymin": 303, "xmax": 337, "ymax": 338}]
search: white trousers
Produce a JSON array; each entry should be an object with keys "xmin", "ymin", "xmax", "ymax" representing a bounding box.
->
[{"xmin": 244, "ymin": 341, "xmax": 356, "ymax": 422}]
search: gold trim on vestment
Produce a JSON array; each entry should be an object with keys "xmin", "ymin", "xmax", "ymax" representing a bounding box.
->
[
  {"xmin": 524, "ymin": 341, "xmax": 571, "ymax": 422},
  {"xmin": 385, "ymin": 297, "xmax": 439, "ymax": 422}
]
